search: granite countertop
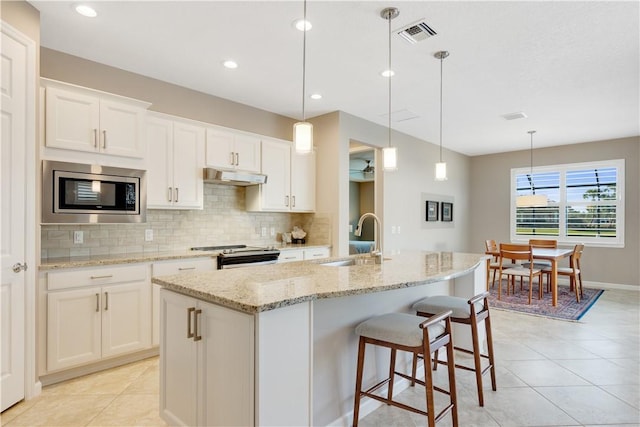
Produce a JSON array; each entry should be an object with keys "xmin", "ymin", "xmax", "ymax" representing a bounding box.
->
[
  {"xmin": 38, "ymin": 244, "xmax": 331, "ymax": 271},
  {"xmin": 152, "ymin": 251, "xmax": 488, "ymax": 314}
]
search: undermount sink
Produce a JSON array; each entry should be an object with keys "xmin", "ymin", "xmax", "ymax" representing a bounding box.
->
[{"xmin": 319, "ymin": 259, "xmax": 357, "ymax": 267}]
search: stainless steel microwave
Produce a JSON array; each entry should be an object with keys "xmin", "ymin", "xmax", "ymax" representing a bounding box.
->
[{"xmin": 42, "ymin": 160, "xmax": 146, "ymax": 224}]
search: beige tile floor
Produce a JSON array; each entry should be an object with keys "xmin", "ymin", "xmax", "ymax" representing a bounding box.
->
[{"xmin": 1, "ymin": 288, "xmax": 639, "ymax": 426}]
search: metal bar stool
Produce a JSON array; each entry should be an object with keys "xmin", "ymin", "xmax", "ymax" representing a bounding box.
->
[
  {"xmin": 412, "ymin": 292, "xmax": 496, "ymax": 407},
  {"xmin": 352, "ymin": 311, "xmax": 458, "ymax": 427}
]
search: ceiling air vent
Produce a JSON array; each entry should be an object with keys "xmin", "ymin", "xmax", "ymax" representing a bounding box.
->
[
  {"xmin": 501, "ymin": 111, "xmax": 528, "ymax": 121},
  {"xmin": 396, "ymin": 19, "xmax": 437, "ymax": 44}
]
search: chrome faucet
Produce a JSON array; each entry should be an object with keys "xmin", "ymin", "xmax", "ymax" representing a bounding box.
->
[{"xmin": 354, "ymin": 212, "xmax": 383, "ymax": 264}]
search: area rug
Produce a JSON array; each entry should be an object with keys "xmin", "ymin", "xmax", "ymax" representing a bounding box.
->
[{"xmin": 488, "ymin": 282, "xmax": 604, "ymax": 321}]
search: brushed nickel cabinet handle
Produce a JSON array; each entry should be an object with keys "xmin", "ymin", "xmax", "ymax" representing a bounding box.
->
[
  {"xmin": 285, "ymin": 195, "xmax": 289, "ymax": 207},
  {"xmin": 194, "ymin": 309, "xmax": 202, "ymax": 341},
  {"xmin": 229, "ymin": 152, "xmax": 235, "ymax": 166},
  {"xmin": 292, "ymin": 195, "xmax": 296, "ymax": 207},
  {"xmin": 235, "ymin": 152, "xmax": 239, "ymax": 166},
  {"xmin": 104, "ymin": 292, "xmax": 109, "ymax": 311},
  {"xmin": 178, "ymin": 267, "xmax": 196, "ymax": 271},
  {"xmin": 168, "ymin": 187, "xmax": 173, "ymax": 202},
  {"xmin": 90, "ymin": 275, "xmax": 113, "ymax": 280},
  {"xmin": 174, "ymin": 188, "xmax": 179, "ymax": 203},
  {"xmin": 187, "ymin": 307, "xmax": 195, "ymax": 339},
  {"xmin": 93, "ymin": 129, "xmax": 98, "ymax": 148},
  {"xmin": 102, "ymin": 130, "xmax": 107, "ymax": 149},
  {"xmin": 95, "ymin": 293, "xmax": 100, "ymax": 312}
]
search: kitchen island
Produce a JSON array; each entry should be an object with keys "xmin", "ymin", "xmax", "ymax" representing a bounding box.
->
[{"xmin": 152, "ymin": 251, "xmax": 488, "ymax": 426}]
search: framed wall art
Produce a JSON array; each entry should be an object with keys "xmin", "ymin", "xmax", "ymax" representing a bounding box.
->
[
  {"xmin": 441, "ymin": 202, "xmax": 453, "ymax": 222},
  {"xmin": 426, "ymin": 201, "xmax": 439, "ymax": 221}
]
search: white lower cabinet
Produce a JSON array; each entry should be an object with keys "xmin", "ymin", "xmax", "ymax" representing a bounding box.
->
[
  {"xmin": 278, "ymin": 247, "xmax": 330, "ymax": 263},
  {"xmin": 160, "ymin": 289, "xmax": 254, "ymax": 427},
  {"xmin": 304, "ymin": 247, "xmax": 331, "ymax": 260},
  {"xmin": 46, "ymin": 265, "xmax": 151, "ymax": 372},
  {"xmin": 277, "ymin": 249, "xmax": 304, "ymax": 263},
  {"xmin": 151, "ymin": 257, "xmax": 216, "ymax": 346}
]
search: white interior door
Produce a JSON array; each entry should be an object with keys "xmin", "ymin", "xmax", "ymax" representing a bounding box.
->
[{"xmin": 1, "ymin": 24, "xmax": 28, "ymax": 412}]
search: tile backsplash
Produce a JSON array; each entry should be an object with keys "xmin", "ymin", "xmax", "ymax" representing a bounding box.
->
[{"xmin": 41, "ymin": 183, "xmax": 330, "ymax": 259}]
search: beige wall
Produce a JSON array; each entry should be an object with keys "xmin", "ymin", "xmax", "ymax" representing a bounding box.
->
[
  {"xmin": 1, "ymin": 1, "xmax": 39, "ymax": 42},
  {"xmin": 470, "ymin": 136, "xmax": 640, "ymax": 287},
  {"xmin": 313, "ymin": 111, "xmax": 471, "ymax": 256}
]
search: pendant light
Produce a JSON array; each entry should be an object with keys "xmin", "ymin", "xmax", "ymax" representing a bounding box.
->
[
  {"xmin": 516, "ymin": 130, "xmax": 548, "ymax": 207},
  {"xmin": 434, "ymin": 50, "xmax": 449, "ymax": 181},
  {"xmin": 293, "ymin": 0, "xmax": 313, "ymax": 154},
  {"xmin": 381, "ymin": 7, "xmax": 399, "ymax": 171}
]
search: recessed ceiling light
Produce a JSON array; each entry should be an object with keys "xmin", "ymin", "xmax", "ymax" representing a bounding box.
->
[
  {"xmin": 74, "ymin": 4, "xmax": 97, "ymax": 18},
  {"xmin": 222, "ymin": 60, "xmax": 238, "ymax": 69},
  {"xmin": 310, "ymin": 93, "xmax": 322, "ymax": 100},
  {"xmin": 381, "ymin": 69, "xmax": 395, "ymax": 77},
  {"xmin": 294, "ymin": 19, "xmax": 312, "ymax": 31}
]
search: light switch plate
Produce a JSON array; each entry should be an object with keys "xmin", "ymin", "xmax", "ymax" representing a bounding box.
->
[
  {"xmin": 145, "ymin": 229, "xmax": 153, "ymax": 241},
  {"xmin": 261, "ymin": 227, "xmax": 267, "ymax": 237}
]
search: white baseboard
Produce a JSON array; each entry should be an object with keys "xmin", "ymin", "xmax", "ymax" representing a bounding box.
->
[{"xmin": 582, "ymin": 280, "xmax": 639, "ymax": 292}]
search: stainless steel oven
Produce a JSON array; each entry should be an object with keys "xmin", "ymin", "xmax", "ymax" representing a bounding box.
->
[
  {"xmin": 42, "ymin": 160, "xmax": 146, "ymax": 224},
  {"xmin": 191, "ymin": 245, "xmax": 280, "ymax": 269}
]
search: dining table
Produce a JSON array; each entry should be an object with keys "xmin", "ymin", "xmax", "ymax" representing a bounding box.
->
[{"xmin": 485, "ymin": 246, "xmax": 574, "ymax": 307}]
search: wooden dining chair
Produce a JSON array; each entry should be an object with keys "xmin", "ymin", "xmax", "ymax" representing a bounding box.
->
[
  {"xmin": 543, "ymin": 244, "xmax": 584, "ymax": 303},
  {"xmin": 527, "ymin": 239, "xmax": 558, "ymax": 290},
  {"xmin": 485, "ymin": 240, "xmax": 517, "ymax": 288},
  {"xmin": 498, "ymin": 243, "xmax": 543, "ymax": 304}
]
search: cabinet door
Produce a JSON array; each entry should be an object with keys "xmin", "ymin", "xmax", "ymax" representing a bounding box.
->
[
  {"xmin": 101, "ymin": 282, "xmax": 151, "ymax": 358},
  {"xmin": 45, "ymin": 86, "xmax": 100, "ymax": 152},
  {"xmin": 146, "ymin": 117, "xmax": 174, "ymax": 208},
  {"xmin": 234, "ymin": 134, "xmax": 261, "ymax": 173},
  {"xmin": 47, "ymin": 288, "xmax": 101, "ymax": 371},
  {"xmin": 291, "ymin": 149, "xmax": 316, "ymax": 212},
  {"xmin": 173, "ymin": 121, "xmax": 205, "ymax": 209},
  {"xmin": 304, "ymin": 247, "xmax": 330, "ymax": 260},
  {"xmin": 159, "ymin": 289, "xmax": 198, "ymax": 427},
  {"xmin": 260, "ymin": 139, "xmax": 291, "ymax": 211},
  {"xmin": 99, "ymin": 99, "xmax": 146, "ymax": 158},
  {"xmin": 205, "ymin": 128, "xmax": 235, "ymax": 170},
  {"xmin": 199, "ymin": 301, "xmax": 254, "ymax": 427}
]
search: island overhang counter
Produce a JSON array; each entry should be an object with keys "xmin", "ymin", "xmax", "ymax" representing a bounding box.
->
[{"xmin": 153, "ymin": 251, "xmax": 489, "ymax": 426}]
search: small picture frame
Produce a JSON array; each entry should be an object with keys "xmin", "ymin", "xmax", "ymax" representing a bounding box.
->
[
  {"xmin": 426, "ymin": 201, "xmax": 439, "ymax": 221},
  {"xmin": 441, "ymin": 202, "xmax": 453, "ymax": 222}
]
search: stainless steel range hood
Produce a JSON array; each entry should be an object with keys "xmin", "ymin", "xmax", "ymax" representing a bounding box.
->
[{"xmin": 203, "ymin": 168, "xmax": 267, "ymax": 186}]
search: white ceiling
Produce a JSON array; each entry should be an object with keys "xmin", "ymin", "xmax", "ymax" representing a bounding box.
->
[{"xmin": 30, "ymin": 1, "xmax": 639, "ymax": 156}]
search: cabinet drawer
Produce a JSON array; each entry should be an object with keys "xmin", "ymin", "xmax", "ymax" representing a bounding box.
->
[
  {"xmin": 304, "ymin": 248, "xmax": 330, "ymax": 260},
  {"xmin": 278, "ymin": 250, "xmax": 304, "ymax": 263},
  {"xmin": 152, "ymin": 257, "xmax": 215, "ymax": 276},
  {"xmin": 47, "ymin": 264, "xmax": 148, "ymax": 291}
]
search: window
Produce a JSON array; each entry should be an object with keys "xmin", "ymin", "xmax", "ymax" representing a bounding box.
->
[{"xmin": 511, "ymin": 159, "xmax": 625, "ymax": 247}]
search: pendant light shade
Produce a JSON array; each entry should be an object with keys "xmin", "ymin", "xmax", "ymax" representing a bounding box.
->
[
  {"xmin": 435, "ymin": 162, "xmax": 447, "ymax": 181},
  {"xmin": 382, "ymin": 147, "xmax": 397, "ymax": 171},
  {"xmin": 516, "ymin": 130, "xmax": 548, "ymax": 207},
  {"xmin": 381, "ymin": 7, "xmax": 399, "ymax": 171},
  {"xmin": 294, "ymin": 0, "xmax": 313, "ymax": 154},
  {"xmin": 294, "ymin": 121, "xmax": 313, "ymax": 154},
  {"xmin": 434, "ymin": 50, "xmax": 449, "ymax": 181}
]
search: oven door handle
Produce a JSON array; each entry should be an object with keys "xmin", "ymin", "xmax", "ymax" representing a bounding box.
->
[{"xmin": 220, "ymin": 260, "xmax": 278, "ymax": 269}]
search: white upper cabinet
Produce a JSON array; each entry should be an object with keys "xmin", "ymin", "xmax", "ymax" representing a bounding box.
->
[
  {"xmin": 206, "ymin": 127, "xmax": 261, "ymax": 173},
  {"xmin": 246, "ymin": 138, "xmax": 315, "ymax": 212},
  {"xmin": 146, "ymin": 114, "xmax": 204, "ymax": 209},
  {"xmin": 43, "ymin": 79, "xmax": 149, "ymax": 158}
]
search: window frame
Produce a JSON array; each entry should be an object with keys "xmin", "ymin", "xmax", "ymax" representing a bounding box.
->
[{"xmin": 510, "ymin": 159, "xmax": 625, "ymax": 248}]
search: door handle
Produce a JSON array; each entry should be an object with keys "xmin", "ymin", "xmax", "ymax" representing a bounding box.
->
[
  {"xmin": 104, "ymin": 292, "xmax": 109, "ymax": 311},
  {"xmin": 174, "ymin": 188, "xmax": 179, "ymax": 203},
  {"xmin": 12, "ymin": 262, "xmax": 27, "ymax": 273},
  {"xmin": 285, "ymin": 195, "xmax": 289, "ymax": 207},
  {"xmin": 93, "ymin": 129, "xmax": 98, "ymax": 148},
  {"xmin": 168, "ymin": 187, "xmax": 173, "ymax": 202},
  {"xmin": 292, "ymin": 196, "xmax": 296, "ymax": 207},
  {"xmin": 234, "ymin": 152, "xmax": 239, "ymax": 166},
  {"xmin": 102, "ymin": 130, "xmax": 107, "ymax": 149},
  {"xmin": 194, "ymin": 309, "xmax": 202, "ymax": 341},
  {"xmin": 187, "ymin": 307, "xmax": 196, "ymax": 339},
  {"xmin": 96, "ymin": 293, "xmax": 100, "ymax": 312},
  {"xmin": 229, "ymin": 152, "xmax": 235, "ymax": 166}
]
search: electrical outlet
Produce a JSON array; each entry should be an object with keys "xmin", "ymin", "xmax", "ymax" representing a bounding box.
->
[
  {"xmin": 145, "ymin": 229, "xmax": 153, "ymax": 242},
  {"xmin": 261, "ymin": 227, "xmax": 267, "ymax": 237},
  {"xmin": 73, "ymin": 230, "xmax": 83, "ymax": 244},
  {"xmin": 397, "ymin": 226, "xmax": 401, "ymax": 234},
  {"xmin": 391, "ymin": 225, "xmax": 396, "ymax": 234},
  {"xmin": 270, "ymin": 227, "xmax": 275, "ymax": 237}
]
